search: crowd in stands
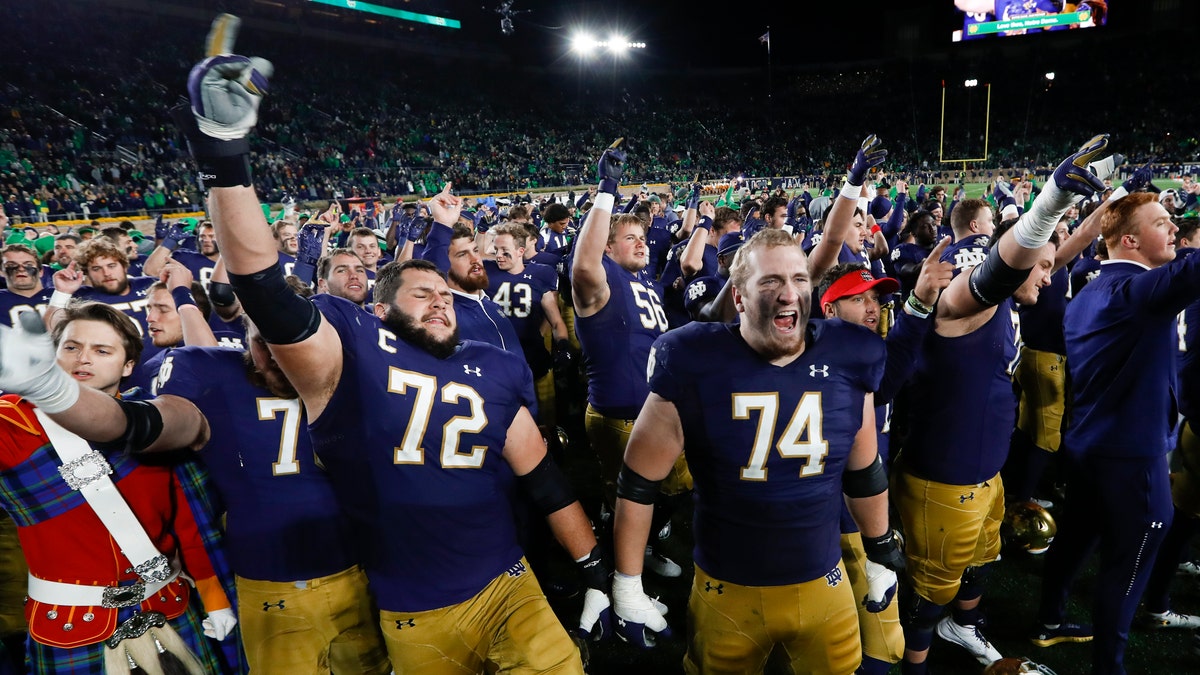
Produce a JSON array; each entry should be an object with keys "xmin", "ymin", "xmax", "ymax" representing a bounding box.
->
[{"xmin": 1, "ymin": 0, "xmax": 1199, "ymax": 224}]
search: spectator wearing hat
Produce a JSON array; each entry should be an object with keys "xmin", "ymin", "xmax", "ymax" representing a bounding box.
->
[{"xmin": 815, "ymin": 250, "xmax": 951, "ymax": 675}]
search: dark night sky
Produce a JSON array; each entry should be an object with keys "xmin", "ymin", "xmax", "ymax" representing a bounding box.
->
[{"xmin": 459, "ymin": 0, "xmax": 914, "ymax": 70}]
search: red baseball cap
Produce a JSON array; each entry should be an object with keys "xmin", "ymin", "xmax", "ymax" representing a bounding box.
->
[{"xmin": 820, "ymin": 268, "xmax": 900, "ymax": 307}]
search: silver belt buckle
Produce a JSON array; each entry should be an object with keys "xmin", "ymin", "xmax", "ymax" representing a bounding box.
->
[
  {"xmin": 134, "ymin": 555, "xmax": 172, "ymax": 584},
  {"xmin": 101, "ymin": 583, "xmax": 146, "ymax": 609},
  {"xmin": 58, "ymin": 451, "xmax": 113, "ymax": 491}
]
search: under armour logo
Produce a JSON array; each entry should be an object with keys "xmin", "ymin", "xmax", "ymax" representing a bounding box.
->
[
  {"xmin": 704, "ymin": 582, "xmax": 724, "ymax": 594},
  {"xmin": 262, "ymin": 600, "xmax": 285, "ymax": 611},
  {"xmin": 617, "ymin": 618, "xmax": 627, "ymax": 628},
  {"xmin": 506, "ymin": 561, "xmax": 527, "ymax": 577},
  {"xmin": 523, "ymin": 274, "xmax": 532, "ymax": 280},
  {"xmin": 463, "ymin": 364, "xmax": 482, "ymax": 377},
  {"xmin": 1150, "ymin": 522, "xmax": 1164, "ymax": 529},
  {"xmin": 960, "ymin": 492, "xmax": 975, "ymax": 503},
  {"xmin": 825, "ymin": 567, "xmax": 843, "ymax": 587},
  {"xmin": 810, "ymin": 365, "xmax": 829, "ymax": 378},
  {"xmin": 395, "ymin": 618, "xmax": 415, "ymax": 629}
]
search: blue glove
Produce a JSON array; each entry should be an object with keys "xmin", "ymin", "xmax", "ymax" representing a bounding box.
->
[
  {"xmin": 1052, "ymin": 134, "xmax": 1110, "ymax": 197},
  {"xmin": 296, "ymin": 224, "xmax": 327, "ymax": 267},
  {"xmin": 597, "ymin": 138, "xmax": 627, "ymax": 197},
  {"xmin": 407, "ymin": 218, "xmax": 427, "ymax": 243},
  {"xmin": 154, "ymin": 213, "xmax": 167, "ymax": 240},
  {"xmin": 161, "ymin": 221, "xmax": 188, "ymax": 252},
  {"xmin": 686, "ymin": 183, "xmax": 702, "ymax": 210},
  {"xmin": 291, "ymin": 223, "xmax": 326, "ymax": 285},
  {"xmin": 1121, "ymin": 157, "xmax": 1159, "ymax": 194},
  {"xmin": 187, "ymin": 15, "xmax": 273, "ymax": 142},
  {"xmin": 848, "ymin": 135, "xmax": 887, "ymax": 187}
]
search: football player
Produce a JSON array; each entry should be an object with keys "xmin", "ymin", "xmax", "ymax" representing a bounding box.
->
[
  {"xmin": 0, "ymin": 244, "xmax": 53, "ymax": 327},
  {"xmin": 611, "ymin": 225, "xmax": 904, "ymax": 673},
  {"xmin": 484, "ymin": 222, "xmax": 569, "ymax": 426},
  {"xmin": 175, "ymin": 20, "xmax": 605, "ymax": 670},
  {"xmin": 894, "ymin": 137, "xmax": 1111, "ymax": 673},
  {"xmin": 153, "ymin": 315, "xmax": 391, "ymax": 674},
  {"xmin": 571, "ymin": 139, "xmax": 686, "ymax": 577}
]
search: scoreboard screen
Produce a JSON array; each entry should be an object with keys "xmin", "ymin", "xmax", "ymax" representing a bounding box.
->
[{"xmin": 951, "ymin": 1, "xmax": 1108, "ymax": 42}]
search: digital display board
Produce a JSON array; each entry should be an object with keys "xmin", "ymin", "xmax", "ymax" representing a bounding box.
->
[{"xmin": 952, "ymin": 1, "xmax": 1107, "ymax": 42}]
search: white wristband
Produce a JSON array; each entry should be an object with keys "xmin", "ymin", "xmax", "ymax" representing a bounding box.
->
[
  {"xmin": 49, "ymin": 291, "xmax": 72, "ymax": 309},
  {"xmin": 593, "ymin": 192, "xmax": 615, "ymax": 213},
  {"xmin": 839, "ymin": 181, "xmax": 861, "ymax": 201},
  {"xmin": 1108, "ymin": 185, "xmax": 1129, "ymax": 202}
]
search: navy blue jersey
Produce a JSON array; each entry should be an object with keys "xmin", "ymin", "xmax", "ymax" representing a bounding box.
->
[
  {"xmin": 0, "ymin": 288, "xmax": 51, "ymax": 327},
  {"xmin": 154, "ymin": 345, "xmax": 352, "ymax": 578},
  {"xmin": 942, "ymin": 234, "xmax": 990, "ymax": 277},
  {"xmin": 155, "ymin": 346, "xmax": 357, "ymax": 582},
  {"xmin": 171, "ymin": 250, "xmax": 217, "ymax": 293},
  {"xmin": 575, "ymin": 256, "xmax": 668, "ymax": 418},
  {"xmin": 1018, "ymin": 267, "xmax": 1068, "ymax": 354},
  {"xmin": 310, "ymin": 293, "xmax": 534, "ymax": 611},
  {"xmin": 683, "ymin": 274, "xmax": 726, "ymax": 321},
  {"xmin": 278, "ymin": 251, "xmax": 297, "ymax": 278},
  {"xmin": 889, "ymin": 243, "xmax": 931, "ymax": 299},
  {"xmin": 450, "ymin": 290, "xmax": 523, "ymax": 358},
  {"xmin": 1065, "ymin": 257, "xmax": 1200, "ymax": 459},
  {"xmin": 207, "ymin": 313, "xmax": 247, "ymax": 350},
  {"xmin": 903, "ymin": 300, "xmax": 1020, "ymax": 485},
  {"xmin": 645, "ymin": 219, "xmax": 673, "ymax": 281},
  {"xmin": 540, "ymin": 229, "xmax": 570, "ymax": 254},
  {"xmin": 1069, "ymin": 257, "xmax": 1102, "ymax": 297},
  {"xmin": 484, "ymin": 261, "xmax": 556, "ymax": 377},
  {"xmin": 649, "ymin": 319, "xmax": 884, "ymax": 586},
  {"xmin": 658, "ymin": 239, "xmax": 694, "ymax": 330}
]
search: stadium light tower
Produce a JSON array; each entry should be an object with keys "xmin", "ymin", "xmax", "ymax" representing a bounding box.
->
[{"xmin": 1045, "ymin": 72, "xmax": 1055, "ymax": 81}]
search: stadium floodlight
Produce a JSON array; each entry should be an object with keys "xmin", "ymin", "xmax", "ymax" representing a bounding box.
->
[
  {"xmin": 571, "ymin": 33, "xmax": 599, "ymax": 57},
  {"xmin": 1045, "ymin": 72, "xmax": 1056, "ymax": 81},
  {"xmin": 964, "ymin": 78, "xmax": 979, "ymax": 87}
]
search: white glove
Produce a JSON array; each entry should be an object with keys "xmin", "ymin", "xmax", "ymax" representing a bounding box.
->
[
  {"xmin": 0, "ymin": 313, "xmax": 79, "ymax": 413},
  {"xmin": 188, "ymin": 14, "xmax": 273, "ymax": 141},
  {"xmin": 202, "ymin": 608, "xmax": 238, "ymax": 641},
  {"xmin": 611, "ymin": 573, "xmax": 670, "ymax": 648},
  {"xmin": 863, "ymin": 560, "xmax": 898, "ymax": 613}
]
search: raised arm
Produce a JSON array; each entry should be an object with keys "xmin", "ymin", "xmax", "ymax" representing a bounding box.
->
[
  {"xmin": 161, "ymin": 260, "xmax": 218, "ymax": 347},
  {"xmin": 938, "ymin": 135, "xmax": 1111, "ymax": 321},
  {"xmin": 571, "ymin": 139, "xmax": 625, "ymax": 316},
  {"xmin": 173, "ymin": 14, "xmax": 342, "ymax": 417},
  {"xmin": 810, "ymin": 136, "xmax": 888, "ymax": 280},
  {"xmin": 679, "ymin": 199, "xmax": 715, "ymax": 279}
]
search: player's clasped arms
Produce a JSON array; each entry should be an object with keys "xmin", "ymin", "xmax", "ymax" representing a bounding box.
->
[{"xmin": 1, "ymin": 9, "xmax": 1199, "ymax": 675}]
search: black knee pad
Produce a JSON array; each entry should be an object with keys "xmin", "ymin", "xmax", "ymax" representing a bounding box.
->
[{"xmin": 957, "ymin": 563, "xmax": 992, "ymax": 602}]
